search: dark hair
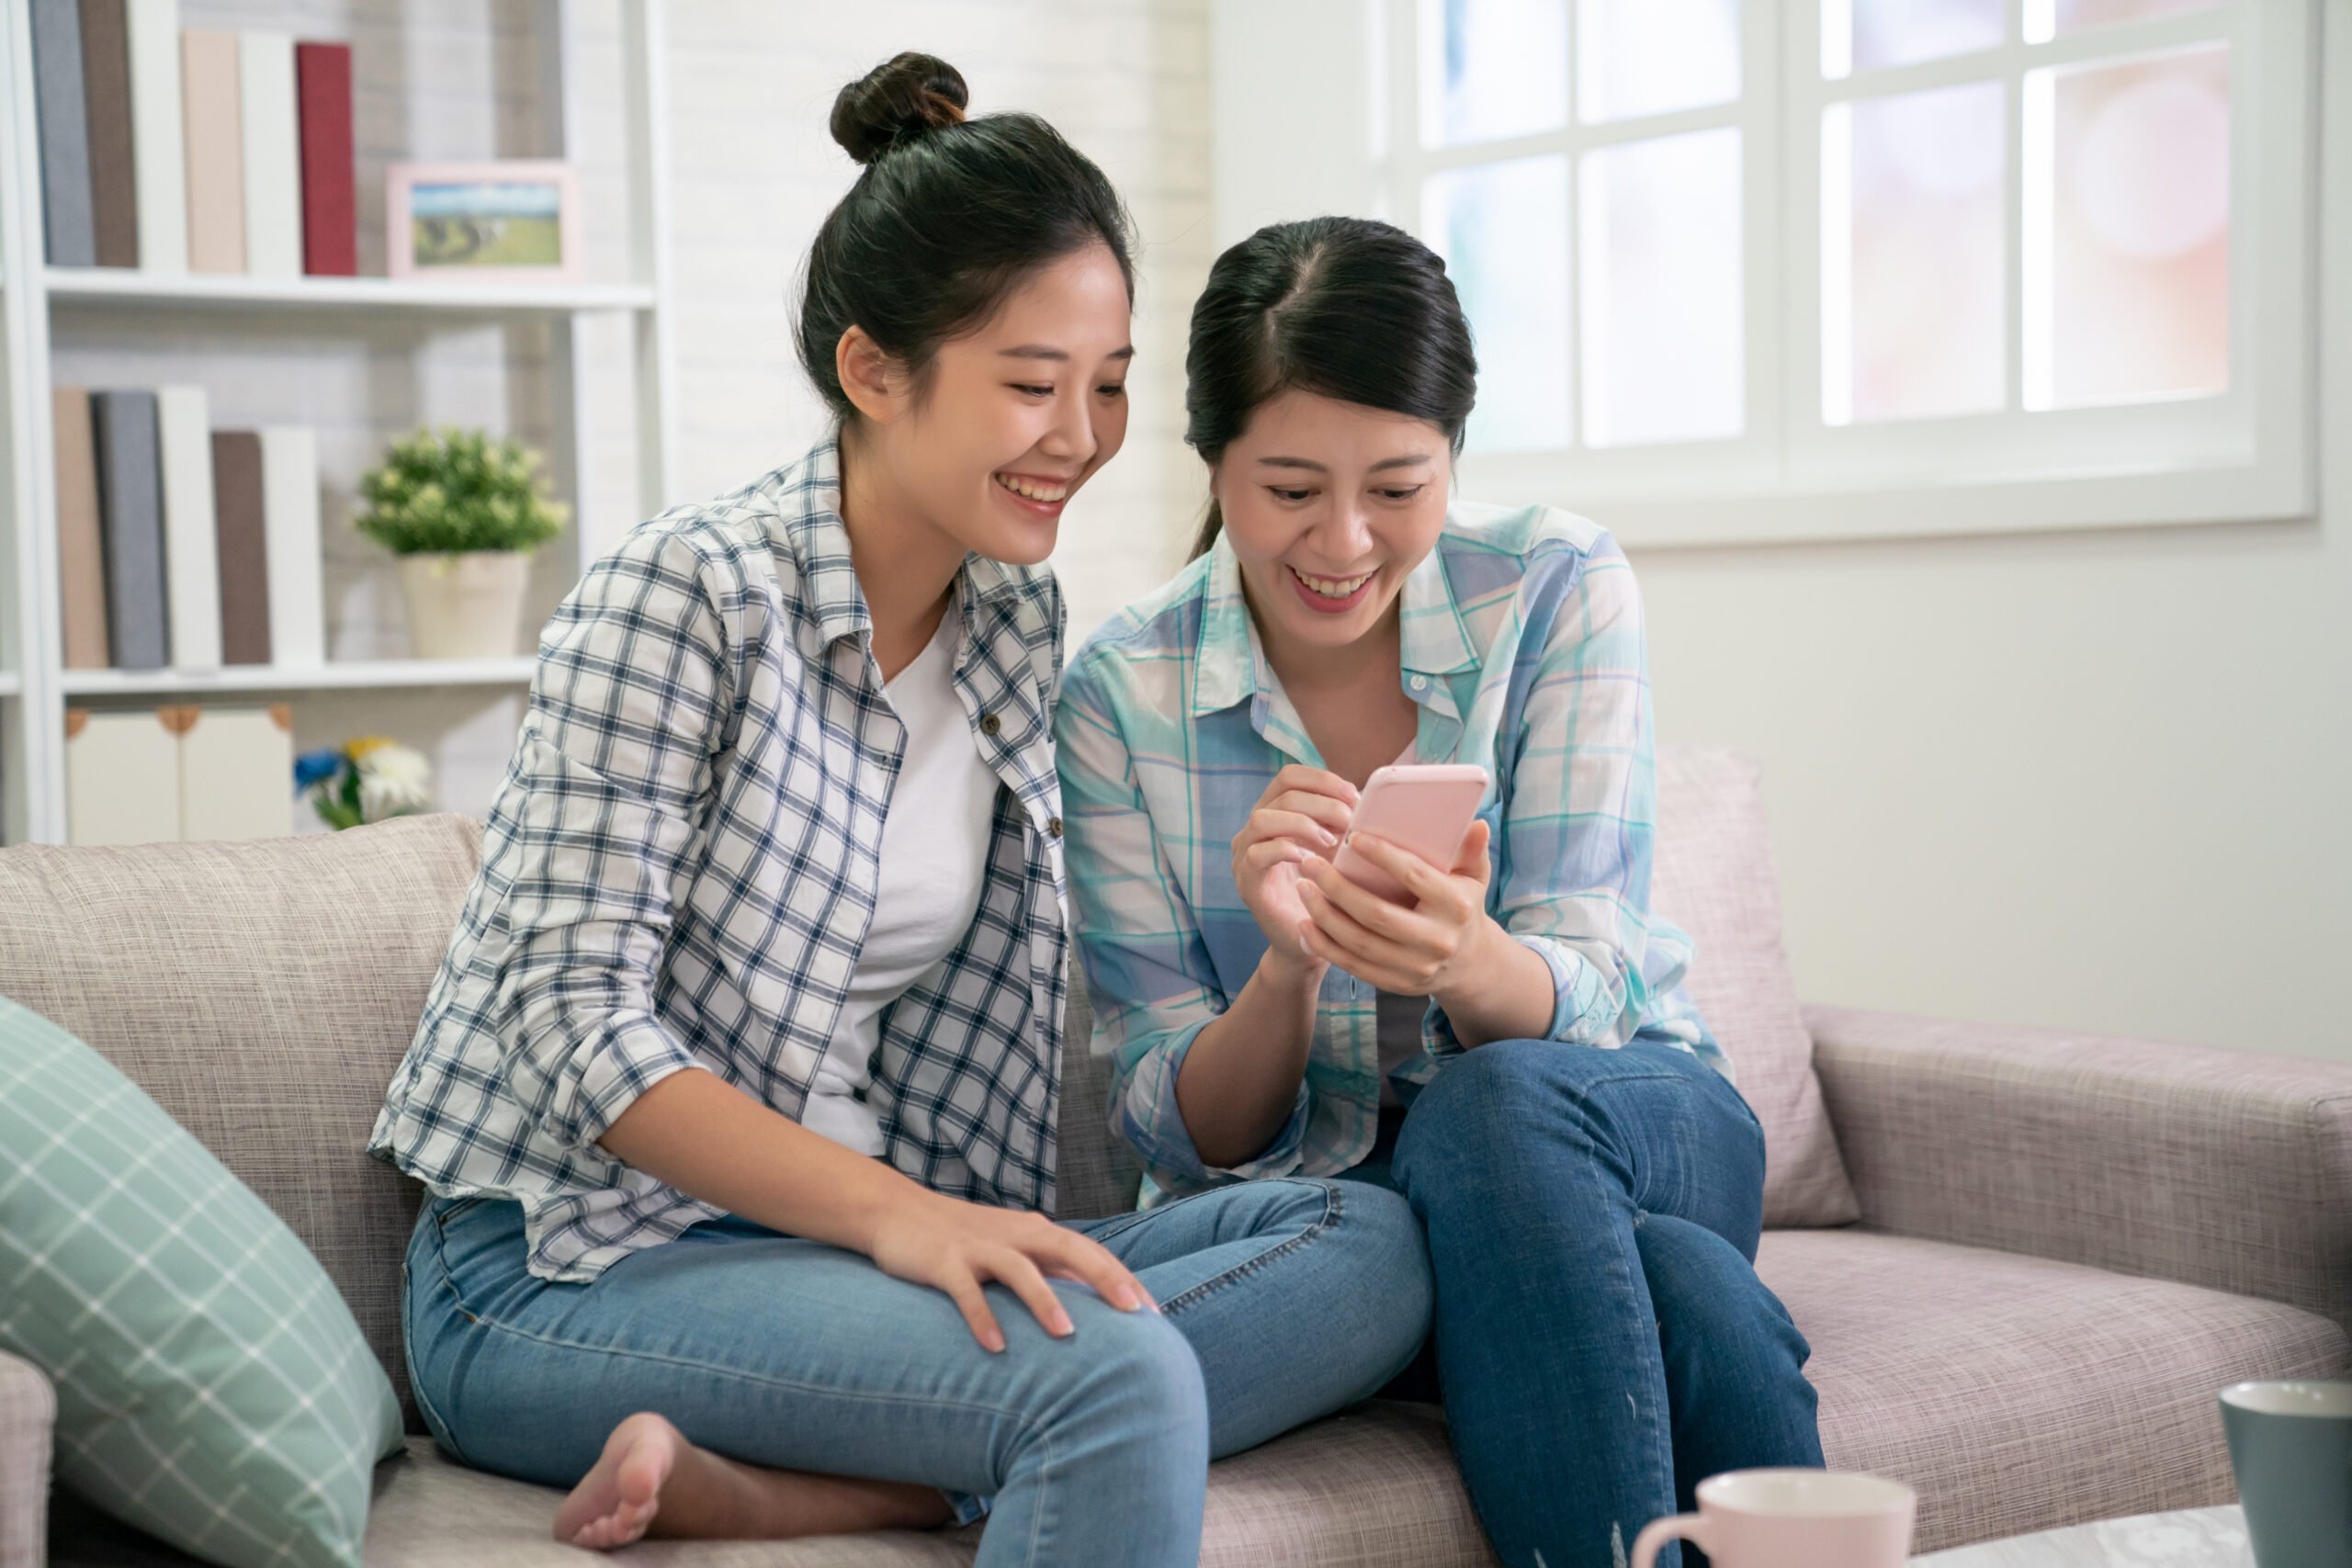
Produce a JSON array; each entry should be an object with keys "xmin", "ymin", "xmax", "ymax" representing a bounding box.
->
[
  {"xmin": 797, "ymin": 53, "xmax": 1136, "ymax": 423},
  {"xmin": 1183, "ymin": 217, "xmax": 1476, "ymax": 558}
]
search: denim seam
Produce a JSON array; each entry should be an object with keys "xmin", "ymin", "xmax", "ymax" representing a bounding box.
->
[
  {"xmin": 1152, "ymin": 1180, "xmax": 1340, "ymax": 1320},
  {"xmin": 420, "ymin": 1202, "xmax": 1057, "ymax": 1444}
]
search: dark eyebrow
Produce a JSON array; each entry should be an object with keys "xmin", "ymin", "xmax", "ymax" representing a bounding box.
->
[
  {"xmin": 1255, "ymin": 453, "xmax": 1434, "ymax": 473},
  {"xmin": 998, "ymin": 344, "xmax": 1136, "ymax": 362}
]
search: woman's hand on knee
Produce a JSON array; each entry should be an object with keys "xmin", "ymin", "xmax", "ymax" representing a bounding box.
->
[{"xmin": 867, "ymin": 1195, "xmax": 1159, "ymax": 1354}]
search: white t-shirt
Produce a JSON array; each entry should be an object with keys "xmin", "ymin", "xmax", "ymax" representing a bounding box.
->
[{"xmin": 798, "ymin": 610, "xmax": 1001, "ymax": 1154}]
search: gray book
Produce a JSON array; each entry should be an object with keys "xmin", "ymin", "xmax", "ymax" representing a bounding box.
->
[
  {"xmin": 91, "ymin": 390, "xmax": 169, "ymax": 671},
  {"xmin": 29, "ymin": 0, "xmax": 96, "ymax": 266}
]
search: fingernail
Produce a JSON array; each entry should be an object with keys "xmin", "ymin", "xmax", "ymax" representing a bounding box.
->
[{"xmin": 1056, "ymin": 1316, "xmax": 1075, "ymax": 1337}]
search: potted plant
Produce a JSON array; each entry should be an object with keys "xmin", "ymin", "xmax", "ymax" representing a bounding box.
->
[{"xmin": 355, "ymin": 427, "xmax": 568, "ymax": 660}]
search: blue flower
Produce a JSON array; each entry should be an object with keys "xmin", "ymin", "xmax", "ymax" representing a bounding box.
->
[{"xmin": 293, "ymin": 749, "xmax": 344, "ymax": 792}]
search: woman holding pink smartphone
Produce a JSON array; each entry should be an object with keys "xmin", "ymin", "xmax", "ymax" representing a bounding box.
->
[{"xmin": 1056, "ymin": 216, "xmax": 1825, "ymax": 1567}]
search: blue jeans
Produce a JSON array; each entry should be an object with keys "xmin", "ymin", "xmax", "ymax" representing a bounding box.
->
[
  {"xmin": 1340, "ymin": 1037, "xmax": 1824, "ymax": 1568},
  {"xmin": 403, "ymin": 1176, "xmax": 1430, "ymax": 1568}
]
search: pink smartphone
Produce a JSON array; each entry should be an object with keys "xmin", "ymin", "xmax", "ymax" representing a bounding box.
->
[{"xmin": 1331, "ymin": 763, "xmax": 1491, "ymax": 904}]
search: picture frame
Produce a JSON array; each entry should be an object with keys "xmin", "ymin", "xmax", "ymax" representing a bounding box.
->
[{"xmin": 385, "ymin": 160, "xmax": 583, "ymax": 283}]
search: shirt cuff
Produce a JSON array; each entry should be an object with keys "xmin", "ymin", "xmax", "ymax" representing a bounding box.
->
[
  {"xmin": 1118, "ymin": 1021, "xmax": 1313, "ymax": 1186},
  {"xmin": 1427, "ymin": 931, "xmax": 1608, "ymax": 1052}
]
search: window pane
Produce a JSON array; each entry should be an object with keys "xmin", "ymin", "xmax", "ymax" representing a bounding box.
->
[
  {"xmin": 1578, "ymin": 129, "xmax": 1743, "ymax": 446},
  {"xmin": 1421, "ymin": 0, "xmax": 1568, "ymax": 148},
  {"xmin": 1426, "ymin": 156, "xmax": 1573, "ymax": 452},
  {"xmin": 1577, "ymin": 0, "xmax": 1738, "ymax": 123},
  {"xmin": 1826, "ymin": 0, "xmax": 2004, "ymax": 80},
  {"xmin": 2046, "ymin": 0, "xmax": 2221, "ymax": 39},
  {"xmin": 1826, "ymin": 82, "xmax": 2005, "ymax": 424},
  {"xmin": 2029, "ymin": 46, "xmax": 2229, "ymax": 408}
]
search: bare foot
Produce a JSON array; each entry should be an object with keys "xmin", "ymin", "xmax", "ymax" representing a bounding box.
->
[
  {"xmin": 552, "ymin": 1410, "xmax": 958, "ymax": 1548},
  {"xmin": 555, "ymin": 1411, "xmax": 678, "ymax": 1549}
]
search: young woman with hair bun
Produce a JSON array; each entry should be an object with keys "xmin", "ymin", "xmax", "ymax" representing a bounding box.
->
[{"xmin": 371, "ymin": 56, "xmax": 1430, "ymax": 1560}]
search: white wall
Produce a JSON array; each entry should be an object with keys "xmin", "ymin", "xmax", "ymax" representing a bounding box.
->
[{"xmin": 1630, "ymin": 10, "xmax": 2352, "ymax": 1062}]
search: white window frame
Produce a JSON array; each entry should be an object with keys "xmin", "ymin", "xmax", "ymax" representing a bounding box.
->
[{"xmin": 1206, "ymin": 0, "xmax": 2316, "ymax": 548}]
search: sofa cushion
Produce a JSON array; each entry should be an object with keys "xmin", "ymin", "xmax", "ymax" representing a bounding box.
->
[
  {"xmin": 51, "ymin": 1405, "xmax": 1495, "ymax": 1568},
  {"xmin": 1759, "ymin": 1227, "xmax": 2352, "ymax": 1552},
  {"xmin": 0, "ymin": 998, "xmax": 404, "ymax": 1568},
  {"xmin": 1651, "ymin": 747, "xmax": 1857, "ymax": 1226},
  {"xmin": 0, "ymin": 814, "xmax": 484, "ymax": 1435}
]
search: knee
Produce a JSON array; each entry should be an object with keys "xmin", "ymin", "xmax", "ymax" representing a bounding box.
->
[
  {"xmin": 1331, "ymin": 1181, "xmax": 1435, "ymax": 1346},
  {"xmin": 1050, "ymin": 1299, "xmax": 1210, "ymax": 1455}
]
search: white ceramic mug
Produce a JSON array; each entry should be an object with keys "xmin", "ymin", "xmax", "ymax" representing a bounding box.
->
[{"xmin": 1630, "ymin": 1470, "xmax": 1917, "ymax": 1568}]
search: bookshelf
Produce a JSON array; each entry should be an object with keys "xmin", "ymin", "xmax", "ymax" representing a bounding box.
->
[{"xmin": 0, "ymin": 0, "xmax": 677, "ymax": 847}]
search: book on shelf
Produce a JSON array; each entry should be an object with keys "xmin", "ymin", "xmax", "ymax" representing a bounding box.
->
[
  {"xmin": 64, "ymin": 704, "xmax": 292, "ymax": 844},
  {"xmin": 257, "ymin": 426, "xmax": 323, "ymax": 668},
  {"xmin": 30, "ymin": 0, "xmax": 96, "ymax": 266},
  {"xmin": 237, "ymin": 30, "xmax": 302, "ymax": 280},
  {"xmin": 127, "ymin": 0, "xmax": 187, "ymax": 274},
  {"xmin": 295, "ymin": 42, "xmax": 356, "ymax": 276},
  {"xmin": 210, "ymin": 431, "xmax": 272, "ymax": 665},
  {"xmin": 81, "ymin": 0, "xmax": 140, "ymax": 267},
  {"xmin": 89, "ymin": 389, "xmax": 169, "ymax": 671},
  {"xmin": 157, "ymin": 385, "xmax": 221, "ymax": 671},
  {"xmin": 180, "ymin": 28, "xmax": 243, "ymax": 274},
  {"xmin": 52, "ymin": 388, "xmax": 112, "ymax": 670}
]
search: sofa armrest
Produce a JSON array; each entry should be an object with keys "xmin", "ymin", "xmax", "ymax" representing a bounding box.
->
[
  {"xmin": 0, "ymin": 1349, "xmax": 54, "ymax": 1568},
  {"xmin": 1807, "ymin": 1004, "xmax": 2352, "ymax": 1331}
]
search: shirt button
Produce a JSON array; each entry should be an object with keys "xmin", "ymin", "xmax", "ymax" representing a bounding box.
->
[
  {"xmin": 980, "ymin": 712, "xmax": 1002, "ymax": 736},
  {"xmin": 1046, "ymin": 817, "xmax": 1064, "ymax": 838},
  {"xmin": 1409, "ymin": 675, "xmax": 1429, "ymax": 692}
]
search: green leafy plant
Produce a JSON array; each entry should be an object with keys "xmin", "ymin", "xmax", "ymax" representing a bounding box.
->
[{"xmin": 354, "ymin": 427, "xmax": 569, "ymax": 556}]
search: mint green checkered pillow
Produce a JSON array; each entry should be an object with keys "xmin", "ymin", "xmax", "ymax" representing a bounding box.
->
[{"xmin": 0, "ymin": 997, "xmax": 402, "ymax": 1568}]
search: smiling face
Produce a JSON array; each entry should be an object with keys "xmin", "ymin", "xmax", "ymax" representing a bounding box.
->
[
  {"xmin": 1212, "ymin": 388, "xmax": 1453, "ymax": 655},
  {"xmin": 846, "ymin": 242, "xmax": 1135, "ymax": 568}
]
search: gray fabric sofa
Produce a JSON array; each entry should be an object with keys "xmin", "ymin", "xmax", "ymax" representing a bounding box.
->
[{"xmin": 2, "ymin": 748, "xmax": 2346, "ymax": 1566}]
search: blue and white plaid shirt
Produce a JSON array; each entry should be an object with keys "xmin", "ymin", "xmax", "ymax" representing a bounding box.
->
[
  {"xmin": 1057, "ymin": 503, "xmax": 1724, "ymax": 1204},
  {"xmin": 369, "ymin": 438, "xmax": 1072, "ymax": 1282}
]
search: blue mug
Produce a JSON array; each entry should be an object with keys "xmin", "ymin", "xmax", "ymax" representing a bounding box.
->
[{"xmin": 2221, "ymin": 1381, "xmax": 2352, "ymax": 1568}]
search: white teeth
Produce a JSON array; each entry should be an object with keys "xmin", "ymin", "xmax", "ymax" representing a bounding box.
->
[
  {"xmin": 1290, "ymin": 566, "xmax": 1374, "ymax": 597},
  {"xmin": 995, "ymin": 473, "xmax": 1069, "ymax": 502}
]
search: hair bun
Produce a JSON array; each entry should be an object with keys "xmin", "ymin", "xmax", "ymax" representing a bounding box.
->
[{"xmin": 831, "ymin": 52, "xmax": 969, "ymax": 165}]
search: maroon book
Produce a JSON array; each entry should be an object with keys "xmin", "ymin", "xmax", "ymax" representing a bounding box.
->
[{"xmin": 295, "ymin": 41, "xmax": 356, "ymax": 276}]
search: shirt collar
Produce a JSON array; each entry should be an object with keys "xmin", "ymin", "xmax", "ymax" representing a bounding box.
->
[
  {"xmin": 1189, "ymin": 524, "xmax": 1480, "ymax": 716},
  {"xmin": 778, "ymin": 434, "xmax": 1034, "ymax": 650}
]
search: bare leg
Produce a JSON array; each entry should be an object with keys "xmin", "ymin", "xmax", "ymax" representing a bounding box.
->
[{"xmin": 553, "ymin": 1412, "xmax": 957, "ymax": 1549}]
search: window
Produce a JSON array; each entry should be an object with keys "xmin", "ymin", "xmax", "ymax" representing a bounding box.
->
[{"xmin": 1210, "ymin": 0, "xmax": 2315, "ymax": 544}]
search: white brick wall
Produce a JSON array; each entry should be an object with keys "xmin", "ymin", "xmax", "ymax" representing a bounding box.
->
[{"xmin": 53, "ymin": 0, "xmax": 1210, "ymax": 826}]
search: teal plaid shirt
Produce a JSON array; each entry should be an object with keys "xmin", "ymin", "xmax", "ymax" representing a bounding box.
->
[{"xmin": 1056, "ymin": 502, "xmax": 1724, "ymax": 1203}]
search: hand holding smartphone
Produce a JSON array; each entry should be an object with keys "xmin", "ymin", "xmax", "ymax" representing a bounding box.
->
[{"xmin": 1330, "ymin": 763, "xmax": 1489, "ymax": 903}]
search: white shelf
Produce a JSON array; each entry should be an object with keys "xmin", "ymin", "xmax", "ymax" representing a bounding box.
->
[
  {"xmin": 46, "ymin": 267, "xmax": 656, "ymax": 315},
  {"xmin": 0, "ymin": 0, "xmax": 676, "ymax": 844},
  {"xmin": 60, "ymin": 658, "xmax": 537, "ymax": 697}
]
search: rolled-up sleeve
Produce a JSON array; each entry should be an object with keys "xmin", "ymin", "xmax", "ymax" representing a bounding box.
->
[
  {"xmin": 493, "ymin": 530, "xmax": 734, "ymax": 1153},
  {"xmin": 1056, "ymin": 650, "xmax": 1310, "ymax": 1190},
  {"xmin": 1430, "ymin": 546, "xmax": 1677, "ymax": 1055}
]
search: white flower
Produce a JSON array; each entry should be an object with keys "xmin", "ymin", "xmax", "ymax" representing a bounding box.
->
[{"xmin": 356, "ymin": 743, "xmax": 433, "ymax": 821}]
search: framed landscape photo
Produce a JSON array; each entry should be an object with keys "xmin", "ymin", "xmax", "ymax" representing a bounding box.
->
[{"xmin": 386, "ymin": 161, "xmax": 582, "ymax": 283}]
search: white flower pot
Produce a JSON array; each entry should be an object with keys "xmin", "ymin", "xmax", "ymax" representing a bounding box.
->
[{"xmin": 397, "ymin": 551, "xmax": 532, "ymax": 660}]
